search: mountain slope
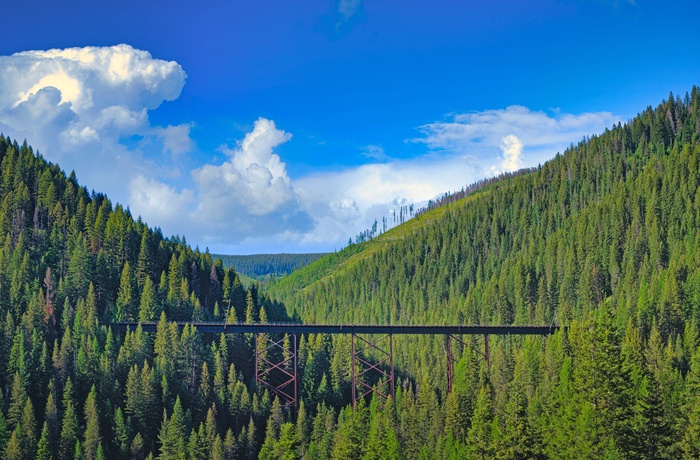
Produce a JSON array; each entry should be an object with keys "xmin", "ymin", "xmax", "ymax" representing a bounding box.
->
[
  {"xmin": 1, "ymin": 86, "xmax": 700, "ymax": 459},
  {"xmin": 271, "ymin": 91, "xmax": 700, "ymax": 336},
  {"xmin": 258, "ymin": 89, "xmax": 700, "ymax": 458},
  {"xmin": 0, "ymin": 135, "xmax": 290, "ymax": 458}
]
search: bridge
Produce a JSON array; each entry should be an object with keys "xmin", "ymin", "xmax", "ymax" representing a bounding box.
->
[{"xmin": 115, "ymin": 322, "xmax": 559, "ymax": 410}]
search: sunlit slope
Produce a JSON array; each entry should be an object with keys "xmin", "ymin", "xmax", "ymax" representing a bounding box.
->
[{"xmin": 270, "ymin": 91, "xmax": 700, "ymax": 336}]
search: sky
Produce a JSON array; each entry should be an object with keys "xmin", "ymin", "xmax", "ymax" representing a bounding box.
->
[{"xmin": 0, "ymin": 0, "xmax": 699, "ymax": 254}]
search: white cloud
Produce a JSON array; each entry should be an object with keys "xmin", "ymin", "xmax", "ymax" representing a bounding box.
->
[
  {"xmin": 158, "ymin": 124, "xmax": 194, "ymax": 156},
  {"xmin": 125, "ymin": 118, "xmax": 313, "ymax": 251},
  {"xmin": 499, "ymin": 134, "xmax": 524, "ymax": 172},
  {"xmin": 415, "ymin": 105, "xmax": 619, "ymax": 167},
  {"xmin": 195, "ymin": 118, "xmax": 295, "ymax": 216},
  {"xmin": 0, "ymin": 44, "xmax": 190, "ymax": 205},
  {"xmin": 129, "ymin": 175, "xmax": 194, "ymax": 225},
  {"xmin": 0, "ymin": 45, "xmax": 622, "ymax": 254},
  {"xmin": 290, "ymin": 156, "xmax": 479, "ymax": 249}
]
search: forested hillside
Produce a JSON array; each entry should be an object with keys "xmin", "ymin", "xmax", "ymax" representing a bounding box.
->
[
  {"xmin": 1, "ymin": 86, "xmax": 700, "ymax": 460},
  {"xmin": 264, "ymin": 89, "xmax": 700, "ymax": 458},
  {"xmin": 0, "ymin": 136, "xmax": 292, "ymax": 459},
  {"xmin": 213, "ymin": 254, "xmax": 328, "ymax": 281}
]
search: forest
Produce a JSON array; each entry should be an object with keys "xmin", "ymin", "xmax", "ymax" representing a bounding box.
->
[
  {"xmin": 213, "ymin": 254, "xmax": 328, "ymax": 281},
  {"xmin": 0, "ymin": 87, "xmax": 698, "ymax": 459}
]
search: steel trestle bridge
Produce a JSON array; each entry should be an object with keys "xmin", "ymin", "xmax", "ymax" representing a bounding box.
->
[{"xmin": 115, "ymin": 322, "xmax": 558, "ymax": 410}]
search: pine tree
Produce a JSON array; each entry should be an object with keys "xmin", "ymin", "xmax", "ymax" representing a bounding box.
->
[
  {"xmin": 223, "ymin": 429, "xmax": 236, "ymax": 460},
  {"xmin": 37, "ymin": 421, "xmax": 53, "ymax": 460},
  {"xmin": 138, "ymin": 277, "xmax": 158, "ymax": 322},
  {"xmin": 296, "ymin": 400, "xmax": 311, "ymax": 457},
  {"xmin": 188, "ymin": 425, "xmax": 208, "ymax": 460},
  {"xmin": 130, "ymin": 433, "xmax": 146, "ymax": 460},
  {"xmin": 158, "ymin": 397, "xmax": 187, "ymax": 459},
  {"xmin": 83, "ymin": 386, "xmax": 100, "ymax": 460},
  {"xmin": 680, "ymin": 346, "xmax": 700, "ymax": 458},
  {"xmin": 60, "ymin": 379, "xmax": 79, "ymax": 460},
  {"xmin": 0, "ymin": 407, "xmax": 10, "ymax": 454},
  {"xmin": 638, "ymin": 374, "xmax": 672, "ymax": 459},
  {"xmin": 7, "ymin": 372, "xmax": 26, "ymax": 431},
  {"xmin": 211, "ymin": 435, "xmax": 224, "ymax": 460},
  {"xmin": 20, "ymin": 398, "xmax": 36, "ymax": 458},
  {"xmin": 113, "ymin": 408, "xmax": 130, "ymax": 460},
  {"xmin": 275, "ymin": 423, "xmax": 299, "ymax": 460},
  {"xmin": 467, "ymin": 387, "xmax": 495, "ymax": 459},
  {"xmin": 5, "ymin": 427, "xmax": 23, "ymax": 460},
  {"xmin": 245, "ymin": 417, "xmax": 257, "ymax": 460},
  {"xmin": 116, "ymin": 261, "xmax": 137, "ymax": 321}
]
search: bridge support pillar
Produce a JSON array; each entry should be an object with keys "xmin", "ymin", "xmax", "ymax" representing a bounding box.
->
[
  {"xmin": 351, "ymin": 333, "xmax": 394, "ymax": 410},
  {"xmin": 255, "ymin": 333, "xmax": 297, "ymax": 409},
  {"xmin": 445, "ymin": 333, "xmax": 491, "ymax": 394}
]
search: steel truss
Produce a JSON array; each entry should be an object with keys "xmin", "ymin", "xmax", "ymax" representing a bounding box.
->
[
  {"xmin": 255, "ymin": 333, "xmax": 297, "ymax": 409},
  {"xmin": 351, "ymin": 333, "xmax": 395, "ymax": 410}
]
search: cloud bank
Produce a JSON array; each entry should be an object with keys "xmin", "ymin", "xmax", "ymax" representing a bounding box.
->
[{"xmin": 0, "ymin": 45, "xmax": 621, "ymax": 253}]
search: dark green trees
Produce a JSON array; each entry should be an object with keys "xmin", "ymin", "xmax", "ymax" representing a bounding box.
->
[{"xmin": 1, "ymin": 86, "xmax": 700, "ymax": 458}]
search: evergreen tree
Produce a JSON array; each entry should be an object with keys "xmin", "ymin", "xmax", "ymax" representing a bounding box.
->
[
  {"xmin": 60, "ymin": 379, "xmax": 79, "ymax": 460},
  {"xmin": 467, "ymin": 387, "xmax": 495, "ymax": 459},
  {"xmin": 5, "ymin": 427, "xmax": 23, "ymax": 460},
  {"xmin": 37, "ymin": 421, "xmax": 53, "ymax": 460},
  {"xmin": 158, "ymin": 397, "xmax": 187, "ymax": 459},
  {"xmin": 83, "ymin": 386, "xmax": 100, "ymax": 460}
]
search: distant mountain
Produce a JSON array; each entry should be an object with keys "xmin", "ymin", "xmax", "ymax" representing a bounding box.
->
[{"xmin": 213, "ymin": 252, "xmax": 329, "ymax": 280}]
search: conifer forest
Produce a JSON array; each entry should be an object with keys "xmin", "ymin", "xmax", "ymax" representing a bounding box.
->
[{"xmin": 1, "ymin": 88, "xmax": 700, "ymax": 460}]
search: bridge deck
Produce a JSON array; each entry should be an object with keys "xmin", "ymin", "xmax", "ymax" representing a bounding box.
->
[{"xmin": 114, "ymin": 322, "xmax": 558, "ymax": 335}]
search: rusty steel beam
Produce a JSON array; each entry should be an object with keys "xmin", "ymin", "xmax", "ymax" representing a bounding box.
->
[
  {"xmin": 351, "ymin": 333, "xmax": 394, "ymax": 410},
  {"xmin": 255, "ymin": 333, "xmax": 297, "ymax": 409}
]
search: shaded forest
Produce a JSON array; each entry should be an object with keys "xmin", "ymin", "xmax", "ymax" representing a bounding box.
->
[
  {"xmin": 213, "ymin": 254, "xmax": 328, "ymax": 281},
  {"xmin": 0, "ymin": 87, "xmax": 699, "ymax": 459}
]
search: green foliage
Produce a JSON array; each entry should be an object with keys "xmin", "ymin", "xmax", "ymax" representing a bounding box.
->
[
  {"xmin": 213, "ymin": 253, "xmax": 328, "ymax": 280},
  {"xmin": 1, "ymin": 88, "xmax": 700, "ymax": 457}
]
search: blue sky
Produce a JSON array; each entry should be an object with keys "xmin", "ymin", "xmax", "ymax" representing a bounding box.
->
[{"xmin": 0, "ymin": 0, "xmax": 698, "ymax": 253}]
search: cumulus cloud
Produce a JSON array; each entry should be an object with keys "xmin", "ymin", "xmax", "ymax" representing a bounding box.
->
[
  {"xmin": 158, "ymin": 124, "xmax": 194, "ymax": 156},
  {"xmin": 129, "ymin": 175, "xmax": 194, "ymax": 224},
  {"xmin": 190, "ymin": 118, "xmax": 312, "ymax": 241},
  {"xmin": 0, "ymin": 45, "xmax": 622, "ymax": 254},
  {"xmin": 0, "ymin": 44, "xmax": 190, "ymax": 204},
  {"xmin": 499, "ymin": 134, "xmax": 524, "ymax": 172},
  {"xmin": 290, "ymin": 156, "xmax": 479, "ymax": 249}
]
